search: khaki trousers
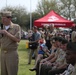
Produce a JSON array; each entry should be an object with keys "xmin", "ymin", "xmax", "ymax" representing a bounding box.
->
[
  {"xmin": 1, "ymin": 50, "xmax": 19, "ymax": 75},
  {"xmin": 28, "ymin": 48, "xmax": 38, "ymax": 64}
]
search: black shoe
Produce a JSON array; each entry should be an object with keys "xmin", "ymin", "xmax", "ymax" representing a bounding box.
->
[
  {"xmin": 29, "ymin": 68, "xmax": 36, "ymax": 71},
  {"xmin": 28, "ymin": 63, "xmax": 31, "ymax": 65}
]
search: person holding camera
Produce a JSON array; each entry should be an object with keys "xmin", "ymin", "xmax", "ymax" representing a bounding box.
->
[{"xmin": 28, "ymin": 26, "xmax": 41, "ymax": 64}]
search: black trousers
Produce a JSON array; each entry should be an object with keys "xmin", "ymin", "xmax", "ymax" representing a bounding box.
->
[
  {"xmin": 39, "ymin": 63, "xmax": 67, "ymax": 75},
  {"xmin": 40, "ymin": 64, "xmax": 52, "ymax": 75},
  {"xmin": 48, "ymin": 68, "xmax": 66, "ymax": 75},
  {"xmin": 36, "ymin": 58, "xmax": 49, "ymax": 75},
  {"xmin": 36, "ymin": 60, "xmax": 41, "ymax": 75}
]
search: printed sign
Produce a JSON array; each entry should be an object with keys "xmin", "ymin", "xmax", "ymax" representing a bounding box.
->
[{"xmin": 48, "ymin": 16, "xmax": 59, "ymax": 21}]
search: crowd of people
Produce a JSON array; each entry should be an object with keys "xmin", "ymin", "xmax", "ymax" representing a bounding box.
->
[
  {"xmin": 0, "ymin": 10, "xmax": 76, "ymax": 75},
  {"xmin": 26, "ymin": 24, "xmax": 76, "ymax": 75}
]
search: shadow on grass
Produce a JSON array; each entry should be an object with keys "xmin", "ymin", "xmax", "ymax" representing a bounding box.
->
[{"xmin": 18, "ymin": 48, "xmax": 29, "ymax": 51}]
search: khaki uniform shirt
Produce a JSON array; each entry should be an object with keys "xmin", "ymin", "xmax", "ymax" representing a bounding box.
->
[
  {"xmin": 0, "ymin": 22, "xmax": 21, "ymax": 51},
  {"xmin": 56, "ymin": 49, "xmax": 66, "ymax": 65},
  {"xmin": 52, "ymin": 49, "xmax": 66, "ymax": 69}
]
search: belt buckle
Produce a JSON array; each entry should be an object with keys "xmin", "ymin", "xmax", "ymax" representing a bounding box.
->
[{"xmin": 4, "ymin": 50, "xmax": 7, "ymax": 53}]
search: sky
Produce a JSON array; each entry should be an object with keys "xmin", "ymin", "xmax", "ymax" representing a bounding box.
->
[{"xmin": 0, "ymin": 0, "xmax": 40, "ymax": 12}]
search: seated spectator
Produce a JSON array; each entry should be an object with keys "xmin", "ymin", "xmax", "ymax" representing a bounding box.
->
[
  {"xmin": 58, "ymin": 42, "xmax": 76, "ymax": 75},
  {"xmin": 39, "ymin": 38, "xmax": 68, "ymax": 75},
  {"xmin": 48, "ymin": 38, "xmax": 68, "ymax": 75},
  {"xmin": 36, "ymin": 36, "xmax": 63, "ymax": 75}
]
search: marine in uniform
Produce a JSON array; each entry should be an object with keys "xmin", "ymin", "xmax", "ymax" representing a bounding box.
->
[
  {"xmin": 0, "ymin": 11, "xmax": 21, "ymax": 75},
  {"xmin": 59, "ymin": 42, "xmax": 76, "ymax": 75}
]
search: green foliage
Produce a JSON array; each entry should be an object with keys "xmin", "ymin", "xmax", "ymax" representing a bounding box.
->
[
  {"xmin": 0, "ymin": 0, "xmax": 76, "ymax": 30},
  {"xmin": 32, "ymin": 12, "xmax": 41, "ymax": 26},
  {"xmin": 58, "ymin": 0, "xmax": 76, "ymax": 20},
  {"xmin": 0, "ymin": 6, "xmax": 30, "ymax": 29},
  {"xmin": 18, "ymin": 40, "xmax": 35, "ymax": 75},
  {"xmin": 36, "ymin": 0, "xmax": 59, "ymax": 16}
]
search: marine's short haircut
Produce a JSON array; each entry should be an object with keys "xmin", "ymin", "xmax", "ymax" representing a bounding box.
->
[
  {"xmin": 52, "ymin": 36, "xmax": 63, "ymax": 42},
  {"xmin": 61, "ymin": 39, "xmax": 68, "ymax": 44}
]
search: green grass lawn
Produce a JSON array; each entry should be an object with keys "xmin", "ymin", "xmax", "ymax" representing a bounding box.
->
[{"xmin": 18, "ymin": 40, "xmax": 36, "ymax": 75}]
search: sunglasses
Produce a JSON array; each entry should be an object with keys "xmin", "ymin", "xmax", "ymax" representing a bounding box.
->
[
  {"xmin": 6, "ymin": 16, "xmax": 12, "ymax": 18},
  {"xmin": 2, "ymin": 16, "xmax": 12, "ymax": 19}
]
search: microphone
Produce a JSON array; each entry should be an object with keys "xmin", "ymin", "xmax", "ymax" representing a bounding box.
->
[
  {"xmin": 0, "ymin": 24, "xmax": 3, "ymax": 37},
  {"xmin": 1, "ymin": 24, "xmax": 3, "ymax": 29}
]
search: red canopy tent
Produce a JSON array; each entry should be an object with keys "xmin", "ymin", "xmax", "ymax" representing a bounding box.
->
[{"xmin": 34, "ymin": 10, "xmax": 74, "ymax": 28}]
